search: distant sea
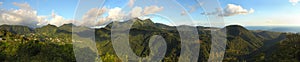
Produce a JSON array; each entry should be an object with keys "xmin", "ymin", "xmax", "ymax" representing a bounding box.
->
[{"xmin": 245, "ymin": 26, "xmax": 300, "ymax": 33}]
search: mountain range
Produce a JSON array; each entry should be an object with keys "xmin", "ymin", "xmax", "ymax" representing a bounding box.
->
[
  {"xmin": 0, "ymin": 18, "xmax": 299, "ymax": 62},
  {"xmin": 246, "ymin": 26, "xmax": 300, "ymax": 33}
]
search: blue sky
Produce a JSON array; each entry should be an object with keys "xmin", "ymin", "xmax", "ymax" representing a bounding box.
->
[
  {"xmin": 0, "ymin": 0, "xmax": 78, "ymax": 18},
  {"xmin": 0, "ymin": 0, "xmax": 299, "ymax": 27}
]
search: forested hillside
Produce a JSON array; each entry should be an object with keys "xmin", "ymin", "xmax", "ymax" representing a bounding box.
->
[{"xmin": 0, "ymin": 18, "xmax": 299, "ymax": 62}]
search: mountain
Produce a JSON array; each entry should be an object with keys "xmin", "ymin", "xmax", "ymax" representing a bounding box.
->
[
  {"xmin": 35, "ymin": 24, "xmax": 59, "ymax": 34},
  {"xmin": 59, "ymin": 23, "xmax": 75, "ymax": 32},
  {"xmin": 246, "ymin": 26, "xmax": 300, "ymax": 33},
  {"xmin": 0, "ymin": 24, "xmax": 33, "ymax": 34},
  {"xmin": 0, "ymin": 18, "xmax": 299, "ymax": 62},
  {"xmin": 97, "ymin": 19, "xmax": 284, "ymax": 61},
  {"xmin": 97, "ymin": 19, "xmax": 298, "ymax": 61},
  {"xmin": 225, "ymin": 25, "xmax": 263, "ymax": 52},
  {"xmin": 263, "ymin": 34, "xmax": 300, "ymax": 61},
  {"xmin": 239, "ymin": 33, "xmax": 299, "ymax": 62}
]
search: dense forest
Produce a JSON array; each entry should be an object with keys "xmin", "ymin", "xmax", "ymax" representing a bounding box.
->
[{"xmin": 0, "ymin": 18, "xmax": 299, "ymax": 62}]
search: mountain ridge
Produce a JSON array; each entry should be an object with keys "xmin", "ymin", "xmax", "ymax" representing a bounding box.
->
[{"xmin": 0, "ymin": 18, "xmax": 299, "ymax": 62}]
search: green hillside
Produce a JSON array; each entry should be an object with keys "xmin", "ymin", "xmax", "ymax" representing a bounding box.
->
[{"xmin": 0, "ymin": 18, "xmax": 299, "ymax": 62}]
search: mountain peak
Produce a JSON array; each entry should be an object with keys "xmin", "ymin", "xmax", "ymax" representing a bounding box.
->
[
  {"xmin": 45, "ymin": 24, "xmax": 58, "ymax": 28},
  {"xmin": 130, "ymin": 18, "xmax": 154, "ymax": 24},
  {"xmin": 132, "ymin": 17, "xmax": 142, "ymax": 21},
  {"xmin": 105, "ymin": 18, "xmax": 155, "ymax": 29},
  {"xmin": 61, "ymin": 23, "xmax": 75, "ymax": 27},
  {"xmin": 225, "ymin": 25, "xmax": 250, "ymax": 36},
  {"xmin": 225, "ymin": 25, "xmax": 248, "ymax": 30},
  {"xmin": 143, "ymin": 18, "xmax": 154, "ymax": 24},
  {"xmin": 226, "ymin": 25, "xmax": 245, "ymax": 28}
]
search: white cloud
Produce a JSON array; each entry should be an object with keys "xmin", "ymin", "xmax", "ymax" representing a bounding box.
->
[
  {"xmin": 0, "ymin": 2, "xmax": 3, "ymax": 6},
  {"xmin": 128, "ymin": 0, "xmax": 135, "ymax": 7},
  {"xmin": 48, "ymin": 11, "xmax": 73, "ymax": 26},
  {"xmin": 130, "ymin": 6, "xmax": 143, "ymax": 17},
  {"xmin": 0, "ymin": 2, "xmax": 42, "ymax": 27},
  {"xmin": 130, "ymin": 6, "xmax": 164, "ymax": 17},
  {"xmin": 0, "ymin": 9, "xmax": 38, "ymax": 27},
  {"xmin": 222, "ymin": 4, "xmax": 254, "ymax": 16},
  {"xmin": 143, "ymin": 5, "xmax": 164, "ymax": 15},
  {"xmin": 79, "ymin": 7, "xmax": 126, "ymax": 27},
  {"xmin": 107, "ymin": 7, "xmax": 126, "ymax": 21},
  {"xmin": 289, "ymin": 0, "xmax": 300, "ymax": 5},
  {"xmin": 80, "ymin": 7, "xmax": 108, "ymax": 27},
  {"xmin": 12, "ymin": 2, "xmax": 32, "ymax": 10},
  {"xmin": 202, "ymin": 4, "xmax": 254, "ymax": 17},
  {"xmin": 36, "ymin": 16, "xmax": 48, "ymax": 26},
  {"xmin": 0, "ymin": 2, "xmax": 165, "ymax": 27},
  {"xmin": 78, "ymin": 5, "xmax": 164, "ymax": 27},
  {"xmin": 82, "ymin": 7, "xmax": 107, "ymax": 21},
  {"xmin": 0, "ymin": 2, "xmax": 74, "ymax": 27}
]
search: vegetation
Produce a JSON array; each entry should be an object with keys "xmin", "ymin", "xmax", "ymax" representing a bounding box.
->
[{"xmin": 0, "ymin": 18, "xmax": 299, "ymax": 62}]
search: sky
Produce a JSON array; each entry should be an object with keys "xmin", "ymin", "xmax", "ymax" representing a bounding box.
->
[{"xmin": 0, "ymin": 0, "xmax": 299, "ymax": 28}]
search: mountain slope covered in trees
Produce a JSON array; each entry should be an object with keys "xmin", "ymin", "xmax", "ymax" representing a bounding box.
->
[{"xmin": 0, "ymin": 18, "xmax": 299, "ymax": 62}]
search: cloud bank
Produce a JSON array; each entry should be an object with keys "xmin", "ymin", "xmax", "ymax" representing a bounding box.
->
[
  {"xmin": 0, "ymin": 2, "xmax": 74, "ymax": 27},
  {"xmin": 202, "ymin": 4, "xmax": 254, "ymax": 17},
  {"xmin": 289, "ymin": 0, "xmax": 300, "ymax": 5},
  {"xmin": 79, "ymin": 5, "xmax": 164, "ymax": 27},
  {"xmin": 0, "ymin": 2, "xmax": 164, "ymax": 27},
  {"xmin": 0, "ymin": 2, "xmax": 43, "ymax": 27},
  {"xmin": 80, "ymin": 7, "xmax": 108, "ymax": 27},
  {"xmin": 48, "ymin": 11, "xmax": 73, "ymax": 26}
]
